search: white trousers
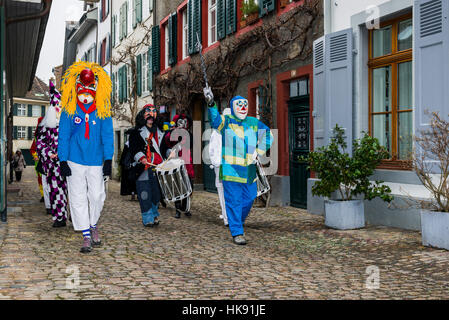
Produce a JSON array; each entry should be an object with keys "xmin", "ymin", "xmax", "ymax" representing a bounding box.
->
[
  {"xmin": 66, "ymin": 161, "xmax": 105, "ymax": 231},
  {"xmin": 214, "ymin": 167, "xmax": 228, "ymax": 225},
  {"xmin": 41, "ymin": 174, "xmax": 51, "ymax": 209}
]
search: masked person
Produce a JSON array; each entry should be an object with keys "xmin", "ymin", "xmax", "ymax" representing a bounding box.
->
[
  {"xmin": 160, "ymin": 113, "xmax": 194, "ymax": 218},
  {"xmin": 203, "ymin": 88, "xmax": 273, "ymax": 245},
  {"xmin": 129, "ymin": 104, "xmax": 164, "ymax": 227},
  {"xmin": 36, "ymin": 84, "xmax": 68, "ymax": 228},
  {"xmin": 209, "ymin": 108, "xmax": 232, "ymax": 226},
  {"xmin": 58, "ymin": 61, "xmax": 114, "ymax": 253}
]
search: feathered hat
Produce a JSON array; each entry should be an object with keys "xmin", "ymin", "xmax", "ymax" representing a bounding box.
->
[{"xmin": 60, "ymin": 61, "xmax": 112, "ymax": 119}]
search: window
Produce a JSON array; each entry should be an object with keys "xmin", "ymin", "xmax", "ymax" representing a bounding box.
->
[
  {"xmin": 127, "ymin": 64, "xmax": 131, "ymax": 101},
  {"xmin": 369, "ymin": 15, "xmax": 413, "ymax": 163},
  {"xmin": 142, "ymin": 52, "xmax": 148, "ymax": 94},
  {"xmin": 182, "ymin": 9, "xmax": 188, "ymax": 59},
  {"xmin": 164, "ymin": 24, "xmax": 169, "ymax": 69},
  {"xmin": 289, "ymin": 78, "xmax": 309, "ymax": 98},
  {"xmin": 255, "ymin": 89, "xmax": 260, "ymax": 120},
  {"xmin": 17, "ymin": 104, "xmax": 26, "ymax": 116},
  {"xmin": 32, "ymin": 105, "xmax": 41, "ymax": 117},
  {"xmin": 208, "ymin": 0, "xmax": 217, "ymax": 46},
  {"xmin": 17, "ymin": 126, "xmax": 26, "ymax": 139}
]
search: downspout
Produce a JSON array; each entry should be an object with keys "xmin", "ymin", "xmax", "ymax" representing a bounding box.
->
[{"xmin": 6, "ymin": 0, "xmax": 52, "ymax": 25}]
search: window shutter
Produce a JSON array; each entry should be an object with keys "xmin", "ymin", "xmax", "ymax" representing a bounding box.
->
[
  {"xmin": 133, "ymin": 0, "xmax": 137, "ymax": 28},
  {"xmin": 193, "ymin": 0, "xmax": 201, "ymax": 52},
  {"xmin": 124, "ymin": 65, "xmax": 128, "ymax": 101},
  {"xmin": 28, "ymin": 127, "xmax": 32, "ymax": 140},
  {"xmin": 13, "ymin": 103, "xmax": 18, "ymax": 116},
  {"xmin": 41, "ymin": 105, "xmax": 45, "ymax": 117},
  {"xmin": 217, "ymin": 0, "xmax": 226, "ymax": 40},
  {"xmin": 149, "ymin": 0, "xmax": 153, "ymax": 12},
  {"xmin": 414, "ymin": 0, "xmax": 448, "ymax": 171},
  {"xmin": 225, "ymin": 0, "xmax": 236, "ymax": 35},
  {"xmin": 313, "ymin": 36, "xmax": 326, "ymax": 149},
  {"xmin": 119, "ymin": 6, "xmax": 123, "ymax": 41},
  {"xmin": 27, "ymin": 104, "xmax": 32, "ymax": 117},
  {"xmin": 107, "ymin": 33, "xmax": 111, "ymax": 62},
  {"xmin": 137, "ymin": 0, "xmax": 142, "ymax": 23},
  {"xmin": 260, "ymin": 0, "xmax": 275, "ymax": 17},
  {"xmin": 324, "ymin": 28, "xmax": 353, "ymax": 153},
  {"xmin": 13, "ymin": 126, "xmax": 17, "ymax": 139},
  {"xmin": 168, "ymin": 13, "xmax": 178, "ymax": 66},
  {"xmin": 148, "ymin": 46, "xmax": 153, "ymax": 91},
  {"xmin": 118, "ymin": 67, "xmax": 123, "ymax": 103},
  {"xmin": 112, "ymin": 15, "xmax": 116, "ymax": 47},
  {"xmin": 125, "ymin": 1, "xmax": 128, "ymax": 38},
  {"xmin": 137, "ymin": 54, "xmax": 142, "ymax": 96},
  {"xmin": 111, "ymin": 72, "xmax": 115, "ymax": 105},
  {"xmin": 152, "ymin": 25, "xmax": 160, "ymax": 74}
]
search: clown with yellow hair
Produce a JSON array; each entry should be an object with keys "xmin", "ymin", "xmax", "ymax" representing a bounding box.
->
[{"xmin": 58, "ymin": 61, "xmax": 114, "ymax": 253}]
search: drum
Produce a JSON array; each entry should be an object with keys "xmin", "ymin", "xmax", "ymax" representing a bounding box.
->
[
  {"xmin": 255, "ymin": 158, "xmax": 270, "ymax": 198},
  {"xmin": 155, "ymin": 158, "xmax": 192, "ymax": 202}
]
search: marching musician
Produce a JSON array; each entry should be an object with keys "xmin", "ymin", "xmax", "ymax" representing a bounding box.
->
[
  {"xmin": 128, "ymin": 104, "xmax": 164, "ymax": 227},
  {"xmin": 203, "ymin": 88, "xmax": 273, "ymax": 245},
  {"xmin": 161, "ymin": 113, "xmax": 194, "ymax": 219}
]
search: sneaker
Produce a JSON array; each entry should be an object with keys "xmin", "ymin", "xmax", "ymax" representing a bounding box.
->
[
  {"xmin": 233, "ymin": 235, "xmax": 247, "ymax": 245},
  {"xmin": 144, "ymin": 222, "xmax": 154, "ymax": 227},
  {"xmin": 174, "ymin": 210, "xmax": 181, "ymax": 219},
  {"xmin": 91, "ymin": 227, "xmax": 101, "ymax": 246},
  {"xmin": 80, "ymin": 237, "xmax": 92, "ymax": 253},
  {"xmin": 184, "ymin": 211, "xmax": 192, "ymax": 217},
  {"xmin": 52, "ymin": 220, "xmax": 66, "ymax": 228}
]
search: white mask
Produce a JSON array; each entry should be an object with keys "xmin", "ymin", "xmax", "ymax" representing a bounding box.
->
[{"xmin": 232, "ymin": 99, "xmax": 248, "ymax": 120}]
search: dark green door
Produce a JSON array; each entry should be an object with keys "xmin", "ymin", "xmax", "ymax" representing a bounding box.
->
[{"xmin": 289, "ymin": 97, "xmax": 310, "ymax": 208}]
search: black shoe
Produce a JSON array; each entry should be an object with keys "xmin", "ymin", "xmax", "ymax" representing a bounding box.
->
[
  {"xmin": 40, "ymin": 197, "xmax": 44, "ymax": 203},
  {"xmin": 80, "ymin": 237, "xmax": 92, "ymax": 253},
  {"xmin": 184, "ymin": 211, "xmax": 192, "ymax": 217},
  {"xmin": 144, "ymin": 222, "xmax": 154, "ymax": 227},
  {"xmin": 46, "ymin": 209, "xmax": 52, "ymax": 215},
  {"xmin": 160, "ymin": 199, "xmax": 167, "ymax": 208},
  {"xmin": 52, "ymin": 220, "xmax": 66, "ymax": 228},
  {"xmin": 175, "ymin": 210, "xmax": 181, "ymax": 219}
]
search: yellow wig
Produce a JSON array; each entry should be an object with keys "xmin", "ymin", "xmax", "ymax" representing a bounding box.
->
[{"xmin": 60, "ymin": 61, "xmax": 112, "ymax": 119}]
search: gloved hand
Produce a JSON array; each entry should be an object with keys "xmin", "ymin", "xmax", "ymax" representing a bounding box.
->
[
  {"xmin": 103, "ymin": 159, "xmax": 112, "ymax": 176},
  {"xmin": 203, "ymin": 86, "xmax": 214, "ymax": 106},
  {"xmin": 252, "ymin": 150, "xmax": 259, "ymax": 164},
  {"xmin": 60, "ymin": 161, "xmax": 72, "ymax": 177}
]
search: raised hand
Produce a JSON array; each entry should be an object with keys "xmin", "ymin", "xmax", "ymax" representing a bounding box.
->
[{"xmin": 203, "ymin": 86, "xmax": 214, "ymax": 107}]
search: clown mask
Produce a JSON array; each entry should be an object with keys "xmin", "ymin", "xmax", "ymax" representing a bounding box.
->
[
  {"xmin": 76, "ymin": 69, "xmax": 97, "ymax": 105},
  {"xmin": 232, "ymin": 98, "xmax": 248, "ymax": 120},
  {"xmin": 144, "ymin": 105, "xmax": 158, "ymax": 120},
  {"xmin": 176, "ymin": 118, "xmax": 189, "ymax": 129}
]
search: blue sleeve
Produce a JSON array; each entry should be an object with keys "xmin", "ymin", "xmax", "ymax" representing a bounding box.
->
[
  {"xmin": 101, "ymin": 116, "xmax": 114, "ymax": 161},
  {"xmin": 256, "ymin": 120, "xmax": 273, "ymax": 155},
  {"xmin": 58, "ymin": 112, "xmax": 72, "ymax": 162},
  {"xmin": 208, "ymin": 103, "xmax": 224, "ymax": 131}
]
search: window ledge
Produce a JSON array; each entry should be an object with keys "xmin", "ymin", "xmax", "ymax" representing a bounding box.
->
[
  {"xmin": 160, "ymin": 67, "xmax": 172, "ymax": 75},
  {"xmin": 277, "ymin": 0, "xmax": 305, "ymax": 17},
  {"xmin": 377, "ymin": 160, "xmax": 413, "ymax": 171},
  {"xmin": 236, "ymin": 20, "xmax": 263, "ymax": 38},
  {"xmin": 203, "ymin": 42, "xmax": 220, "ymax": 55},
  {"xmin": 178, "ymin": 56, "xmax": 191, "ymax": 66}
]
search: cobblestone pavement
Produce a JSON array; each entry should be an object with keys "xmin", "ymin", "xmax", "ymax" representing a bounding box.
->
[{"xmin": 1, "ymin": 167, "xmax": 449, "ymax": 300}]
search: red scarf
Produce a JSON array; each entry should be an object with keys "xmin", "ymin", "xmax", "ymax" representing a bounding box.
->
[
  {"xmin": 145, "ymin": 131, "xmax": 162, "ymax": 169},
  {"xmin": 77, "ymin": 100, "xmax": 97, "ymax": 139}
]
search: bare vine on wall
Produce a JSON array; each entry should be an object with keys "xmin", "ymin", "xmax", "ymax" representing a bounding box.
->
[{"xmin": 154, "ymin": 0, "xmax": 321, "ymax": 125}]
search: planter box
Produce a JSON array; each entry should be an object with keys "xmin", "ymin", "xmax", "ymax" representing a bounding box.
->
[
  {"xmin": 324, "ymin": 199, "xmax": 365, "ymax": 230},
  {"xmin": 421, "ymin": 210, "xmax": 449, "ymax": 250},
  {"xmin": 245, "ymin": 12, "xmax": 259, "ymax": 25},
  {"xmin": 280, "ymin": 0, "xmax": 290, "ymax": 8}
]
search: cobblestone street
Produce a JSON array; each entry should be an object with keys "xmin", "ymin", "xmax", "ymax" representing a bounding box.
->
[{"xmin": 1, "ymin": 167, "xmax": 449, "ymax": 300}]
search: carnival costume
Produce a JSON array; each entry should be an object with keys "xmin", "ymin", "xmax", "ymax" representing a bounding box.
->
[
  {"xmin": 36, "ymin": 85, "xmax": 69, "ymax": 227},
  {"xmin": 58, "ymin": 61, "xmax": 114, "ymax": 253},
  {"xmin": 204, "ymin": 89, "xmax": 273, "ymax": 245},
  {"xmin": 128, "ymin": 105, "xmax": 164, "ymax": 227},
  {"xmin": 161, "ymin": 113, "xmax": 194, "ymax": 218}
]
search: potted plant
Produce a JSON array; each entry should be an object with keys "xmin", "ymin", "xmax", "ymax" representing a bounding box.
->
[
  {"xmin": 280, "ymin": 0, "xmax": 291, "ymax": 8},
  {"xmin": 413, "ymin": 112, "xmax": 449, "ymax": 250},
  {"xmin": 241, "ymin": 0, "xmax": 259, "ymax": 26},
  {"xmin": 305, "ymin": 125, "xmax": 393, "ymax": 230}
]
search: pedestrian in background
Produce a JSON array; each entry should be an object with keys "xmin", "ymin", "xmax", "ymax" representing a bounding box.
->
[{"xmin": 13, "ymin": 149, "xmax": 26, "ymax": 182}]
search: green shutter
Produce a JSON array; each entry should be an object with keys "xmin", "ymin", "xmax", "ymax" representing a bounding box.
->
[
  {"xmin": 111, "ymin": 73, "xmax": 115, "ymax": 104},
  {"xmin": 260, "ymin": 0, "xmax": 275, "ymax": 17},
  {"xmin": 172, "ymin": 13, "xmax": 177, "ymax": 65},
  {"xmin": 28, "ymin": 127, "xmax": 32, "ymax": 140},
  {"xmin": 137, "ymin": 55, "xmax": 142, "ymax": 96},
  {"xmin": 133, "ymin": 0, "xmax": 137, "ymax": 28},
  {"xmin": 119, "ymin": 5, "xmax": 123, "ymax": 41},
  {"xmin": 168, "ymin": 13, "xmax": 177, "ymax": 66},
  {"xmin": 13, "ymin": 126, "xmax": 18, "ymax": 139},
  {"xmin": 193, "ymin": 0, "xmax": 201, "ymax": 53},
  {"xmin": 137, "ymin": 0, "xmax": 142, "ymax": 23},
  {"xmin": 226, "ymin": 0, "xmax": 236, "ymax": 35},
  {"xmin": 217, "ymin": 0, "xmax": 226, "ymax": 40},
  {"xmin": 27, "ymin": 104, "xmax": 32, "ymax": 117},
  {"xmin": 41, "ymin": 105, "xmax": 45, "ymax": 117},
  {"xmin": 124, "ymin": 65, "xmax": 128, "ymax": 101},
  {"xmin": 119, "ymin": 67, "xmax": 123, "ymax": 103},
  {"xmin": 152, "ymin": 26, "xmax": 160, "ymax": 74},
  {"xmin": 148, "ymin": 47, "xmax": 152, "ymax": 91},
  {"xmin": 188, "ymin": 0, "xmax": 193, "ymax": 54},
  {"xmin": 13, "ymin": 103, "xmax": 18, "ymax": 116}
]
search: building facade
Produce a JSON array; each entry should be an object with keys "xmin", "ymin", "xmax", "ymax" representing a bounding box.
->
[
  {"xmin": 152, "ymin": 0, "xmax": 323, "ymax": 202},
  {"xmin": 309, "ymin": 0, "xmax": 448, "ymax": 231},
  {"xmin": 12, "ymin": 77, "xmax": 49, "ymax": 165}
]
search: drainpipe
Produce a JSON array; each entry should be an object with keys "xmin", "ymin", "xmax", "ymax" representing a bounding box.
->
[{"xmin": 6, "ymin": 0, "xmax": 52, "ymax": 25}]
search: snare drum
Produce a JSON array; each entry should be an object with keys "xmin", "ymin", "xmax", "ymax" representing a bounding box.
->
[
  {"xmin": 255, "ymin": 158, "xmax": 270, "ymax": 198},
  {"xmin": 155, "ymin": 158, "xmax": 192, "ymax": 202}
]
